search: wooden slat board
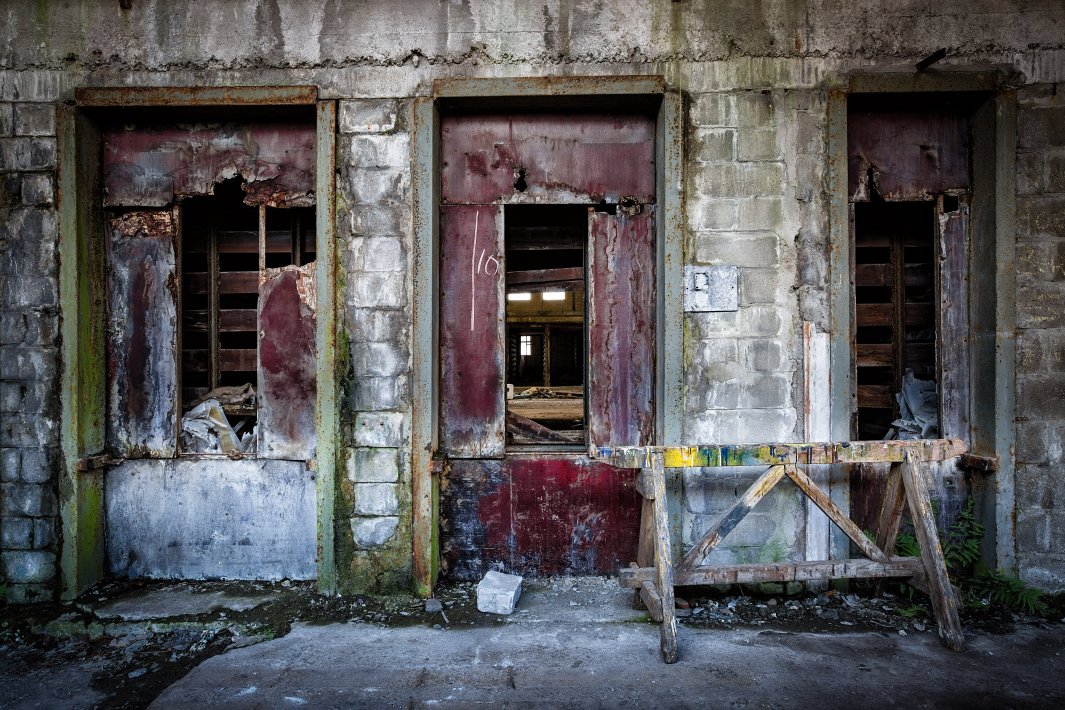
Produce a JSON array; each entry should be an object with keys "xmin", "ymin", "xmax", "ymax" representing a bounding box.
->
[
  {"xmin": 587, "ymin": 208, "xmax": 656, "ymax": 449},
  {"xmin": 440, "ymin": 114, "xmax": 655, "ymax": 205},
  {"xmin": 257, "ymin": 263, "xmax": 317, "ymax": 460},
  {"xmin": 106, "ymin": 210, "xmax": 179, "ymax": 458},
  {"xmin": 439, "ymin": 205, "xmax": 506, "ymax": 458}
]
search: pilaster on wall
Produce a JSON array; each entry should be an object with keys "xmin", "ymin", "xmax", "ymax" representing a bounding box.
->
[
  {"xmin": 1014, "ymin": 83, "xmax": 1065, "ymax": 592},
  {"xmin": 0, "ymin": 99, "xmax": 61, "ymax": 603}
]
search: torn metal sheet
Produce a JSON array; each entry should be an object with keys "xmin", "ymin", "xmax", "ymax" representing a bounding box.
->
[
  {"xmin": 103, "ymin": 124, "xmax": 316, "ymax": 208},
  {"xmin": 442, "ymin": 457, "xmax": 641, "ymax": 579},
  {"xmin": 439, "ymin": 205, "xmax": 506, "ymax": 458},
  {"xmin": 106, "ymin": 209, "xmax": 179, "ymax": 458},
  {"xmin": 847, "ymin": 111, "xmax": 969, "ymax": 202},
  {"xmin": 441, "ymin": 114, "xmax": 655, "ymax": 205},
  {"xmin": 587, "ymin": 208, "xmax": 656, "ymax": 449},
  {"xmin": 257, "ymin": 263, "xmax": 317, "ymax": 460}
]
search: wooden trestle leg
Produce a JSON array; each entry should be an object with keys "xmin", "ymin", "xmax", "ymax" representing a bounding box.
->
[
  {"xmin": 649, "ymin": 452, "xmax": 678, "ymax": 663},
  {"xmin": 902, "ymin": 450, "xmax": 966, "ymax": 651}
]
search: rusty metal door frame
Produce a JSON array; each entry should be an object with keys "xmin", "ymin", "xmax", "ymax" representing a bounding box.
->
[
  {"xmin": 57, "ymin": 86, "xmax": 339, "ymax": 599},
  {"xmin": 411, "ymin": 76, "xmax": 684, "ymax": 596},
  {"xmin": 826, "ymin": 71, "xmax": 1017, "ymax": 572}
]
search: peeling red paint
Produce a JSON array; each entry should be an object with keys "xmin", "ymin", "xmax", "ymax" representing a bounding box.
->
[
  {"xmin": 441, "ymin": 114, "xmax": 655, "ymax": 205},
  {"xmin": 442, "ymin": 457, "xmax": 640, "ymax": 578},
  {"xmin": 103, "ymin": 123, "xmax": 316, "ymax": 208},
  {"xmin": 258, "ymin": 263, "xmax": 317, "ymax": 460}
]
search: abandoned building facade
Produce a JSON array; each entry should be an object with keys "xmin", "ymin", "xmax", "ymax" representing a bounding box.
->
[{"xmin": 1, "ymin": 0, "xmax": 1064, "ymax": 605}]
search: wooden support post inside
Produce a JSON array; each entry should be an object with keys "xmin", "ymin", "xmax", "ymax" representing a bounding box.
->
[
  {"xmin": 649, "ymin": 452, "xmax": 678, "ymax": 663},
  {"xmin": 901, "ymin": 449, "xmax": 965, "ymax": 651}
]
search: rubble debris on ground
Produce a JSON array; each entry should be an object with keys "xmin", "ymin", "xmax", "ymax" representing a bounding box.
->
[{"xmin": 477, "ymin": 571, "xmax": 524, "ymax": 615}]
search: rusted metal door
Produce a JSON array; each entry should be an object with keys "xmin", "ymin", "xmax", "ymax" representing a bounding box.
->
[
  {"xmin": 439, "ymin": 205, "xmax": 506, "ymax": 458},
  {"xmin": 587, "ymin": 207, "xmax": 657, "ymax": 449},
  {"xmin": 106, "ymin": 210, "xmax": 179, "ymax": 458},
  {"xmin": 437, "ymin": 111, "xmax": 656, "ymax": 579}
]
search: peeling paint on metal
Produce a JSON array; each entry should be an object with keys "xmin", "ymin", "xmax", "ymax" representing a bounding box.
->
[
  {"xmin": 106, "ymin": 209, "xmax": 178, "ymax": 458},
  {"xmin": 103, "ymin": 124, "xmax": 316, "ymax": 208}
]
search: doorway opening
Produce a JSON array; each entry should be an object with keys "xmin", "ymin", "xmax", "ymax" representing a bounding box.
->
[{"xmin": 504, "ymin": 204, "xmax": 587, "ymax": 447}]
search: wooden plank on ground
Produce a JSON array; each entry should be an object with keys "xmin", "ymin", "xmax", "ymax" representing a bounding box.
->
[
  {"xmin": 901, "ymin": 450, "xmax": 965, "ymax": 652},
  {"xmin": 679, "ymin": 465, "xmax": 787, "ymax": 570}
]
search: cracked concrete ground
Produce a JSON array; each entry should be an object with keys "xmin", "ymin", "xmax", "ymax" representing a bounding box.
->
[{"xmin": 2, "ymin": 578, "xmax": 1064, "ymax": 708}]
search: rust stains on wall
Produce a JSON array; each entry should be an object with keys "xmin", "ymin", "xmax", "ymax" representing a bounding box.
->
[
  {"xmin": 441, "ymin": 114, "xmax": 655, "ymax": 205},
  {"xmin": 442, "ymin": 456, "xmax": 641, "ymax": 579},
  {"xmin": 106, "ymin": 209, "xmax": 179, "ymax": 458},
  {"xmin": 103, "ymin": 124, "xmax": 316, "ymax": 208}
]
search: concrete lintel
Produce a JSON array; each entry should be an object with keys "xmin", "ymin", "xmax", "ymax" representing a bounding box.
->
[
  {"xmin": 433, "ymin": 75, "xmax": 664, "ymax": 99},
  {"xmin": 845, "ymin": 69, "xmax": 1012, "ymax": 94},
  {"xmin": 75, "ymin": 85, "xmax": 318, "ymax": 107}
]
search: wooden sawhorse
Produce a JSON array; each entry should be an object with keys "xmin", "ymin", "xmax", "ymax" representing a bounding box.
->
[{"xmin": 595, "ymin": 439, "xmax": 968, "ymax": 663}]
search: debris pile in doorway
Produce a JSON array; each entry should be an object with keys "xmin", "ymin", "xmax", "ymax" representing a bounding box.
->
[
  {"xmin": 181, "ymin": 384, "xmax": 257, "ymax": 455},
  {"xmin": 887, "ymin": 370, "xmax": 939, "ymax": 440}
]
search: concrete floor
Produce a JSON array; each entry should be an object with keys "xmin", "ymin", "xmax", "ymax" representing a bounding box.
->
[{"xmin": 150, "ymin": 581, "xmax": 1065, "ymax": 709}]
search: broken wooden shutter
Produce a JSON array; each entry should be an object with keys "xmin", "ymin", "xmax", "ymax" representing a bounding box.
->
[
  {"xmin": 587, "ymin": 207, "xmax": 656, "ymax": 449},
  {"xmin": 257, "ymin": 264, "xmax": 317, "ymax": 459},
  {"xmin": 440, "ymin": 205, "xmax": 506, "ymax": 458},
  {"xmin": 106, "ymin": 210, "xmax": 179, "ymax": 457}
]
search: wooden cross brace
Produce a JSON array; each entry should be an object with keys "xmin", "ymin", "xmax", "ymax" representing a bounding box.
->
[{"xmin": 615, "ymin": 445, "xmax": 965, "ymax": 664}]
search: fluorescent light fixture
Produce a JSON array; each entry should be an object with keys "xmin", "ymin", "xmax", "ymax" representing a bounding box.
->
[
  {"xmin": 508, "ymin": 292, "xmax": 532, "ymax": 301},
  {"xmin": 541, "ymin": 291, "xmax": 566, "ymax": 301}
]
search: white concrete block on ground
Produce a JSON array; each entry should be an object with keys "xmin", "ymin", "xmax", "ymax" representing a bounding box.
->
[{"xmin": 476, "ymin": 571, "xmax": 523, "ymax": 615}]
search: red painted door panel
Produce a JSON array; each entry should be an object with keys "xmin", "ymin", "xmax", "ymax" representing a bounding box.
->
[
  {"xmin": 587, "ymin": 208, "xmax": 656, "ymax": 448},
  {"xmin": 439, "ymin": 205, "xmax": 506, "ymax": 458}
]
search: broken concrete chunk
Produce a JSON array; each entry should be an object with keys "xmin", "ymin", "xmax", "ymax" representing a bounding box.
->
[
  {"xmin": 424, "ymin": 598, "xmax": 443, "ymax": 614},
  {"xmin": 476, "ymin": 571, "xmax": 523, "ymax": 615}
]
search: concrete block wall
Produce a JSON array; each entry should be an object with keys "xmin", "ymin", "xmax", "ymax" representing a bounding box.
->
[
  {"xmin": 1015, "ymin": 83, "xmax": 1065, "ymax": 592},
  {"xmin": 681, "ymin": 86, "xmax": 813, "ymax": 560},
  {"xmin": 0, "ymin": 96, "xmax": 60, "ymax": 602},
  {"xmin": 337, "ymin": 99, "xmax": 415, "ymax": 593}
]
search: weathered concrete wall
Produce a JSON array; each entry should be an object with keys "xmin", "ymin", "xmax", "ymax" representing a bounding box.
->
[
  {"xmin": 1015, "ymin": 83, "xmax": 1065, "ymax": 592},
  {"xmin": 105, "ymin": 459, "xmax": 316, "ymax": 580},
  {"xmin": 1, "ymin": 0, "xmax": 1065, "ymax": 599}
]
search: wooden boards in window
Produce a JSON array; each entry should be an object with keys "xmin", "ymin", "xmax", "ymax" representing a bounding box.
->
[
  {"xmin": 257, "ymin": 264, "xmax": 317, "ymax": 460},
  {"xmin": 587, "ymin": 207, "xmax": 656, "ymax": 449},
  {"xmin": 440, "ymin": 205, "xmax": 506, "ymax": 458},
  {"xmin": 106, "ymin": 209, "xmax": 179, "ymax": 458}
]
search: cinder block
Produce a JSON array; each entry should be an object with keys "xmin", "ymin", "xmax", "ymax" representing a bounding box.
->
[
  {"xmin": 351, "ymin": 516, "xmax": 399, "ymax": 548},
  {"xmin": 687, "ymin": 198, "xmax": 738, "ymax": 231},
  {"xmin": 1, "ymin": 517, "xmax": 33, "ymax": 549},
  {"xmin": 348, "ymin": 271, "xmax": 406, "ymax": 309},
  {"xmin": 21, "ymin": 174, "xmax": 52, "ymax": 205},
  {"xmin": 1045, "ymin": 152, "xmax": 1065, "ymax": 193},
  {"xmin": 0, "ymin": 103, "xmax": 12, "ymax": 135},
  {"xmin": 346, "ymin": 167, "xmax": 410, "ymax": 205},
  {"xmin": 347, "ymin": 308, "xmax": 407, "ymax": 343},
  {"xmin": 1018, "ymin": 285, "xmax": 1065, "ymax": 329},
  {"xmin": 738, "ymin": 374, "xmax": 791, "ymax": 409},
  {"xmin": 742, "ymin": 306, "xmax": 783, "ymax": 337},
  {"xmin": 23, "ymin": 312, "xmax": 58, "ymax": 346},
  {"xmin": 344, "ymin": 134, "xmax": 411, "ymax": 169},
  {"xmin": 476, "ymin": 570, "xmax": 523, "ymax": 614},
  {"xmin": 738, "ymin": 197, "xmax": 784, "ymax": 232},
  {"xmin": 348, "ymin": 447, "xmax": 401, "ymax": 483},
  {"xmin": 692, "ymin": 128, "xmax": 736, "ymax": 162},
  {"xmin": 694, "ymin": 162, "xmax": 785, "ymax": 198},
  {"xmin": 347, "ymin": 203, "xmax": 408, "ymax": 238},
  {"xmin": 362, "ymin": 237, "xmax": 405, "ymax": 272},
  {"xmin": 738, "ymin": 268, "xmax": 778, "ymax": 305},
  {"xmin": 1, "ymin": 550, "xmax": 55, "ymax": 584},
  {"xmin": 1017, "ymin": 152, "xmax": 1044, "ymax": 195},
  {"xmin": 1017, "ymin": 195, "xmax": 1065, "ymax": 241},
  {"xmin": 690, "ymin": 93, "xmax": 737, "ymax": 128},
  {"xmin": 353, "ymin": 483, "xmax": 399, "ymax": 516},
  {"xmin": 1018, "ymin": 106, "xmax": 1065, "ymax": 150},
  {"xmin": 744, "ymin": 339, "xmax": 786, "ymax": 372},
  {"xmin": 352, "ymin": 341, "xmax": 408, "ymax": 377},
  {"xmin": 737, "ymin": 127, "xmax": 781, "ymax": 161},
  {"xmin": 354, "ymin": 412, "xmax": 405, "ymax": 447},
  {"xmin": 0, "ymin": 137, "xmax": 55, "ymax": 171},
  {"xmin": 0, "ymin": 382, "xmax": 22, "ymax": 412},
  {"xmin": 4, "ymin": 583, "xmax": 51, "ymax": 604},
  {"xmin": 352, "ymin": 376, "xmax": 403, "ymax": 411},
  {"xmin": 704, "ymin": 378, "xmax": 740, "ymax": 409},
  {"xmin": 19, "ymin": 448, "xmax": 51, "ymax": 483},
  {"xmin": 0, "ymin": 449, "xmax": 19, "ymax": 482},
  {"xmin": 694, "ymin": 231, "xmax": 779, "ymax": 268},
  {"xmin": 1, "ymin": 482, "xmax": 54, "ymax": 517},
  {"xmin": 339, "ymin": 99, "xmax": 399, "ymax": 134},
  {"xmin": 0, "ymin": 313, "xmax": 26, "ymax": 345},
  {"xmin": 32, "ymin": 518, "xmax": 53, "ymax": 549},
  {"xmin": 13, "ymin": 104, "xmax": 55, "ymax": 136}
]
